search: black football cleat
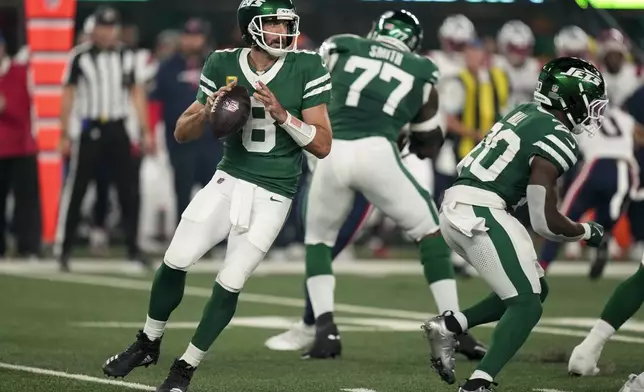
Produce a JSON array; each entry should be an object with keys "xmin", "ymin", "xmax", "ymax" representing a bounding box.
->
[
  {"xmin": 102, "ymin": 330, "xmax": 161, "ymax": 378},
  {"xmin": 456, "ymin": 333, "xmax": 487, "ymax": 361},
  {"xmin": 156, "ymin": 359, "xmax": 196, "ymax": 392},
  {"xmin": 301, "ymin": 314, "xmax": 341, "ymax": 359},
  {"xmin": 458, "ymin": 378, "xmax": 498, "ymax": 392},
  {"xmin": 589, "ymin": 238, "xmax": 609, "ymax": 280}
]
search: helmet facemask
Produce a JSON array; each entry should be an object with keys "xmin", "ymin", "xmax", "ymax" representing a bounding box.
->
[
  {"xmin": 247, "ymin": 10, "xmax": 300, "ymax": 58},
  {"xmin": 569, "ymin": 97, "xmax": 608, "ymax": 136}
]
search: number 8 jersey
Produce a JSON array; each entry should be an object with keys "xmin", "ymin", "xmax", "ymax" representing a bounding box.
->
[
  {"xmin": 456, "ymin": 102, "xmax": 580, "ymax": 209},
  {"xmin": 321, "ymin": 34, "xmax": 440, "ymax": 142},
  {"xmin": 196, "ymin": 48, "xmax": 331, "ymax": 198}
]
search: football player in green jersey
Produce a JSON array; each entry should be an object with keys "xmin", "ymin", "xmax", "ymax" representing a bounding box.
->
[
  {"xmin": 423, "ymin": 57, "xmax": 607, "ymax": 391},
  {"xmin": 300, "ymin": 9, "xmax": 485, "ymax": 361},
  {"xmin": 101, "ymin": 1, "xmax": 332, "ymax": 390}
]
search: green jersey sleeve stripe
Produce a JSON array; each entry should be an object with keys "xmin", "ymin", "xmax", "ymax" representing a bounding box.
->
[
  {"xmin": 533, "ymin": 141, "xmax": 570, "ymax": 172},
  {"xmin": 199, "ymin": 80, "xmax": 215, "ymax": 92},
  {"xmin": 200, "ymin": 74, "xmax": 216, "ymax": 89},
  {"xmin": 304, "ymin": 73, "xmax": 331, "ymax": 92},
  {"xmin": 303, "ymin": 83, "xmax": 332, "ymax": 100},
  {"xmin": 199, "ymin": 85, "xmax": 214, "ymax": 97},
  {"xmin": 544, "ymin": 134, "xmax": 577, "ymax": 162}
]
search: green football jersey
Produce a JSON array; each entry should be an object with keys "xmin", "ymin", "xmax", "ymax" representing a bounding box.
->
[
  {"xmin": 323, "ymin": 34, "xmax": 440, "ymax": 142},
  {"xmin": 455, "ymin": 102, "xmax": 580, "ymax": 209},
  {"xmin": 196, "ymin": 48, "xmax": 331, "ymax": 198}
]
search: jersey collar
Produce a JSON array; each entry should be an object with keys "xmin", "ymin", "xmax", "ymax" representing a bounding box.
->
[{"xmin": 239, "ymin": 48, "xmax": 285, "ymax": 88}]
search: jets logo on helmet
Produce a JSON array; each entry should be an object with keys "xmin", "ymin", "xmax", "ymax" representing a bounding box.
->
[
  {"xmin": 238, "ymin": 0, "xmax": 300, "ymax": 58},
  {"xmin": 239, "ymin": 0, "xmax": 266, "ymax": 7},
  {"xmin": 533, "ymin": 57, "xmax": 608, "ymax": 136},
  {"xmin": 367, "ymin": 9, "xmax": 423, "ymax": 53}
]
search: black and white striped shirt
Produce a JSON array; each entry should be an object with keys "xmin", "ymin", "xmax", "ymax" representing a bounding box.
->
[{"xmin": 63, "ymin": 43, "xmax": 140, "ymax": 121}]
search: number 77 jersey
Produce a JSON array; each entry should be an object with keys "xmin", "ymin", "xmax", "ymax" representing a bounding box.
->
[
  {"xmin": 456, "ymin": 102, "xmax": 580, "ymax": 209},
  {"xmin": 322, "ymin": 34, "xmax": 440, "ymax": 142}
]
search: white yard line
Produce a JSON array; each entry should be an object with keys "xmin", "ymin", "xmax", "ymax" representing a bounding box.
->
[
  {"xmin": 3, "ymin": 271, "xmax": 644, "ymax": 344},
  {"xmin": 533, "ymin": 389, "xmax": 572, "ymax": 392},
  {"xmin": 0, "ymin": 362, "xmax": 155, "ymax": 391},
  {"xmin": 0, "ymin": 361, "xmax": 572, "ymax": 392},
  {"xmin": 0, "ymin": 259, "xmax": 639, "ymax": 278}
]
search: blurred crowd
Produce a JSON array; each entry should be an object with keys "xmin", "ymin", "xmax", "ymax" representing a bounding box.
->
[{"xmin": 1, "ymin": 9, "xmax": 644, "ymax": 264}]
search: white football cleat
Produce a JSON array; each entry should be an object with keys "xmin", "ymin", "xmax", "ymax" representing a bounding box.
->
[
  {"xmin": 568, "ymin": 344, "xmax": 600, "ymax": 376},
  {"xmin": 264, "ymin": 321, "xmax": 315, "ymax": 351},
  {"xmin": 619, "ymin": 372, "xmax": 644, "ymax": 392}
]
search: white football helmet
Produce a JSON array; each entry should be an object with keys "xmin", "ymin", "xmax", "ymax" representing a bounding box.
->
[
  {"xmin": 555, "ymin": 26, "xmax": 590, "ymax": 58},
  {"xmin": 439, "ymin": 14, "xmax": 476, "ymax": 52},
  {"xmin": 498, "ymin": 20, "xmax": 534, "ymax": 66}
]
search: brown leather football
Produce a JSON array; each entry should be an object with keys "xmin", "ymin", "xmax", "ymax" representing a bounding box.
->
[{"xmin": 209, "ymin": 85, "xmax": 251, "ymax": 139}]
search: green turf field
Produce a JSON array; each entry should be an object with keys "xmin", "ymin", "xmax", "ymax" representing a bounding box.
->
[{"xmin": 1, "ymin": 261, "xmax": 643, "ymax": 392}]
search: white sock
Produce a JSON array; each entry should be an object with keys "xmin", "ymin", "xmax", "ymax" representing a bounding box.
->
[
  {"xmin": 453, "ymin": 311, "xmax": 469, "ymax": 332},
  {"xmin": 429, "ymin": 279, "xmax": 460, "ymax": 313},
  {"xmin": 306, "ymin": 275, "xmax": 336, "ymax": 319},
  {"xmin": 143, "ymin": 315, "xmax": 166, "ymax": 341},
  {"xmin": 179, "ymin": 343, "xmax": 206, "ymax": 367},
  {"xmin": 470, "ymin": 369, "xmax": 493, "ymax": 382},
  {"xmin": 581, "ymin": 319, "xmax": 616, "ymax": 352}
]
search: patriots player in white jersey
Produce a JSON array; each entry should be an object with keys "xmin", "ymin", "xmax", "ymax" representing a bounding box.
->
[
  {"xmin": 539, "ymin": 107, "xmax": 644, "ymax": 277},
  {"xmin": 597, "ymin": 28, "xmax": 642, "ymax": 109},
  {"xmin": 494, "ymin": 21, "xmax": 541, "ymax": 110},
  {"xmin": 429, "ymin": 14, "xmax": 477, "ymax": 80},
  {"xmin": 555, "ymin": 26, "xmax": 592, "ymax": 61}
]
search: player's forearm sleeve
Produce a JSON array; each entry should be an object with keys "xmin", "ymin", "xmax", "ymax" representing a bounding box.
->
[{"xmin": 527, "ymin": 184, "xmax": 589, "ymax": 242}]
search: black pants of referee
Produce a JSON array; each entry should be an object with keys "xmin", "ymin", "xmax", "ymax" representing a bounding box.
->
[
  {"xmin": 57, "ymin": 120, "xmax": 140, "ymax": 261},
  {"xmin": 0, "ymin": 155, "xmax": 42, "ymax": 257}
]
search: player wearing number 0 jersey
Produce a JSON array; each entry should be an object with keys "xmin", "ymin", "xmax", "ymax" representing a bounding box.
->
[
  {"xmin": 296, "ymin": 9, "xmax": 487, "ymax": 362},
  {"xmin": 540, "ymin": 107, "xmax": 641, "ymax": 279},
  {"xmin": 101, "ymin": 1, "xmax": 333, "ymax": 391},
  {"xmin": 423, "ymin": 57, "xmax": 608, "ymax": 392}
]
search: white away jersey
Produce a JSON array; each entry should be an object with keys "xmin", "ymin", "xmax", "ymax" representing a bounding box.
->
[
  {"xmin": 494, "ymin": 55, "xmax": 541, "ymax": 110},
  {"xmin": 576, "ymin": 107, "xmax": 635, "ymax": 162},
  {"xmin": 602, "ymin": 63, "xmax": 641, "ymax": 109}
]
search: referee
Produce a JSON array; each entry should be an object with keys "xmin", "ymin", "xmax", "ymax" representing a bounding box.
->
[{"xmin": 56, "ymin": 7, "xmax": 155, "ymax": 271}]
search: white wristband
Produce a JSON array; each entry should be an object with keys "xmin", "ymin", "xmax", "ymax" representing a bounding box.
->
[
  {"xmin": 581, "ymin": 223, "xmax": 592, "ymax": 240},
  {"xmin": 280, "ymin": 111, "xmax": 316, "ymax": 147}
]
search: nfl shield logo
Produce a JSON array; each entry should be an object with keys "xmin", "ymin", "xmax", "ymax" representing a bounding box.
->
[
  {"xmin": 551, "ymin": 85, "xmax": 559, "ymax": 93},
  {"xmin": 223, "ymin": 100, "xmax": 239, "ymax": 113}
]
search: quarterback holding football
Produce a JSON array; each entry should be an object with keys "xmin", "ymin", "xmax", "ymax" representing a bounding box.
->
[{"xmin": 101, "ymin": 0, "xmax": 333, "ymax": 391}]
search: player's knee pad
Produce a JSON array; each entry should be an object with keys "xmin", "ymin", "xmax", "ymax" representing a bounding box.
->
[
  {"xmin": 406, "ymin": 216, "xmax": 440, "ymax": 242},
  {"xmin": 539, "ymin": 277, "xmax": 549, "ymax": 303},
  {"xmin": 163, "ymin": 245, "xmax": 198, "ymax": 271},
  {"xmin": 216, "ymin": 264, "xmax": 249, "ymax": 293}
]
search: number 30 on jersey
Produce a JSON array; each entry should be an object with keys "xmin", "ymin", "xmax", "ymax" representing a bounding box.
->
[{"xmin": 458, "ymin": 123, "xmax": 521, "ymax": 182}]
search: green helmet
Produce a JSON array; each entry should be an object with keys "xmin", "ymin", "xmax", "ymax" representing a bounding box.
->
[
  {"xmin": 367, "ymin": 10, "xmax": 423, "ymax": 53},
  {"xmin": 238, "ymin": 0, "xmax": 300, "ymax": 58},
  {"xmin": 533, "ymin": 57, "xmax": 608, "ymax": 136}
]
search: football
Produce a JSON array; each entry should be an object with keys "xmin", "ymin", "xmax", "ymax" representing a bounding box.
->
[{"xmin": 209, "ymin": 85, "xmax": 251, "ymax": 139}]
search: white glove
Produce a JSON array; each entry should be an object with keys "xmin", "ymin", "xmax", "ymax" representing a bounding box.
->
[{"xmin": 619, "ymin": 373, "xmax": 644, "ymax": 392}]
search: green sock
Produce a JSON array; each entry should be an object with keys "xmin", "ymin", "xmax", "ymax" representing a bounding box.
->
[
  {"xmin": 191, "ymin": 282, "xmax": 239, "ymax": 351},
  {"xmin": 148, "ymin": 263, "xmax": 187, "ymax": 321},
  {"xmin": 600, "ymin": 265, "xmax": 644, "ymax": 330},
  {"xmin": 419, "ymin": 235, "xmax": 458, "ymax": 312},
  {"xmin": 305, "ymin": 243, "xmax": 333, "ymax": 277},
  {"xmin": 463, "ymin": 277, "xmax": 549, "ymax": 329},
  {"xmin": 419, "ymin": 235, "xmax": 454, "ymax": 283},
  {"xmin": 477, "ymin": 294, "xmax": 542, "ymax": 378}
]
